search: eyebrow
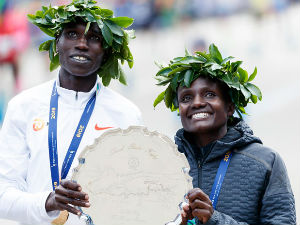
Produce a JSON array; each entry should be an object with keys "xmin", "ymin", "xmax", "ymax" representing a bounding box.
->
[
  {"xmin": 63, "ymin": 24, "xmax": 101, "ymax": 35},
  {"xmin": 178, "ymin": 89, "xmax": 192, "ymax": 97},
  {"xmin": 178, "ymin": 86, "xmax": 218, "ymax": 95}
]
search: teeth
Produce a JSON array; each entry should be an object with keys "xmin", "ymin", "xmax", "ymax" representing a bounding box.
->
[
  {"xmin": 73, "ymin": 56, "xmax": 88, "ymax": 61},
  {"xmin": 192, "ymin": 113, "xmax": 210, "ymax": 119}
]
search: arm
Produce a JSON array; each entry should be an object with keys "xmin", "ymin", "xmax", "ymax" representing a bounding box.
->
[
  {"xmin": 181, "ymin": 206, "xmax": 249, "ymax": 225},
  {"xmin": 203, "ymin": 210, "xmax": 248, "ymax": 225},
  {"xmin": 206, "ymin": 152, "xmax": 296, "ymax": 225},
  {"xmin": 0, "ymin": 100, "xmax": 92, "ymax": 223},
  {"xmin": 0, "ymin": 100, "xmax": 58, "ymax": 224},
  {"xmin": 259, "ymin": 152, "xmax": 296, "ymax": 224}
]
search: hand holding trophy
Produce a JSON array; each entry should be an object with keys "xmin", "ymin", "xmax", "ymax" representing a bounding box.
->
[{"xmin": 72, "ymin": 126, "xmax": 192, "ymax": 225}]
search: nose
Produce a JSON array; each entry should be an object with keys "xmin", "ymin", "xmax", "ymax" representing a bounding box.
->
[
  {"xmin": 75, "ymin": 35, "xmax": 88, "ymax": 50},
  {"xmin": 192, "ymin": 95, "xmax": 206, "ymax": 108}
]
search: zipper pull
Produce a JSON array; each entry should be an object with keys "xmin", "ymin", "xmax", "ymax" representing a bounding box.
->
[{"xmin": 198, "ymin": 159, "xmax": 202, "ymax": 168}]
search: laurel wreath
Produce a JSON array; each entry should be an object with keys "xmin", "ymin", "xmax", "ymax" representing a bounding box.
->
[
  {"xmin": 154, "ymin": 44, "xmax": 262, "ymax": 117},
  {"xmin": 27, "ymin": 0, "xmax": 135, "ymax": 86}
]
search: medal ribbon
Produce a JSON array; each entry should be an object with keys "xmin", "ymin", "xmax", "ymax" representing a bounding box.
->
[
  {"xmin": 187, "ymin": 151, "xmax": 233, "ymax": 224},
  {"xmin": 48, "ymin": 81, "xmax": 97, "ymax": 190},
  {"xmin": 209, "ymin": 150, "xmax": 232, "ymax": 209}
]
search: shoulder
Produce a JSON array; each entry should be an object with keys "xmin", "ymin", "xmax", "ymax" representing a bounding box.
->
[
  {"xmin": 234, "ymin": 143, "xmax": 293, "ymax": 199},
  {"xmin": 97, "ymin": 86, "xmax": 143, "ymax": 126},
  {"xmin": 99, "ymin": 86, "xmax": 141, "ymax": 114},
  {"xmin": 2, "ymin": 80, "xmax": 54, "ymax": 131},
  {"xmin": 235, "ymin": 142, "xmax": 285, "ymax": 172},
  {"xmin": 8, "ymin": 80, "xmax": 54, "ymax": 110}
]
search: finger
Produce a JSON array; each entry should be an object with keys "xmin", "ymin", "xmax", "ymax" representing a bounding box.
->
[
  {"xmin": 55, "ymin": 195, "xmax": 91, "ymax": 208},
  {"xmin": 189, "ymin": 199, "xmax": 212, "ymax": 211},
  {"xmin": 55, "ymin": 187, "xmax": 89, "ymax": 200},
  {"xmin": 181, "ymin": 211, "xmax": 188, "ymax": 225},
  {"xmin": 187, "ymin": 188, "xmax": 210, "ymax": 203},
  {"xmin": 182, "ymin": 204, "xmax": 193, "ymax": 221},
  {"xmin": 181, "ymin": 210, "xmax": 187, "ymax": 218},
  {"xmin": 60, "ymin": 179, "xmax": 82, "ymax": 191},
  {"xmin": 191, "ymin": 208, "xmax": 212, "ymax": 222},
  {"xmin": 56, "ymin": 202, "xmax": 81, "ymax": 216},
  {"xmin": 182, "ymin": 204, "xmax": 190, "ymax": 213}
]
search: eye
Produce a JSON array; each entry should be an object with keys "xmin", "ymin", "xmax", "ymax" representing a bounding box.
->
[
  {"xmin": 205, "ymin": 92, "xmax": 216, "ymax": 98},
  {"xmin": 66, "ymin": 31, "xmax": 78, "ymax": 39},
  {"xmin": 181, "ymin": 95, "xmax": 192, "ymax": 103},
  {"xmin": 89, "ymin": 35, "xmax": 101, "ymax": 42}
]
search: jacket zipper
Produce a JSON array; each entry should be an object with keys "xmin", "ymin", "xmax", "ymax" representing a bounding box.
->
[{"xmin": 198, "ymin": 158, "xmax": 203, "ymax": 189}]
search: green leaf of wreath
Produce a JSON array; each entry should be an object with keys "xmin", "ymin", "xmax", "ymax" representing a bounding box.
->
[
  {"xmin": 248, "ymin": 67, "xmax": 257, "ymax": 82},
  {"xmin": 244, "ymin": 83, "xmax": 262, "ymax": 100},
  {"xmin": 109, "ymin": 17, "xmax": 134, "ymax": 28},
  {"xmin": 118, "ymin": 66, "xmax": 127, "ymax": 85},
  {"xmin": 50, "ymin": 54, "xmax": 60, "ymax": 71},
  {"xmin": 101, "ymin": 22, "xmax": 113, "ymax": 45},
  {"xmin": 209, "ymin": 44, "xmax": 223, "ymax": 64},
  {"xmin": 240, "ymin": 84, "xmax": 251, "ymax": 100},
  {"xmin": 251, "ymin": 94, "xmax": 258, "ymax": 104},
  {"xmin": 102, "ymin": 74, "xmax": 112, "ymax": 86},
  {"xmin": 153, "ymin": 91, "xmax": 165, "ymax": 107},
  {"xmin": 164, "ymin": 85, "xmax": 173, "ymax": 108},
  {"xmin": 39, "ymin": 40, "xmax": 53, "ymax": 52},
  {"xmin": 104, "ymin": 20, "xmax": 124, "ymax": 36},
  {"xmin": 49, "ymin": 40, "xmax": 56, "ymax": 62},
  {"xmin": 238, "ymin": 67, "xmax": 248, "ymax": 83},
  {"xmin": 99, "ymin": 9, "xmax": 113, "ymax": 17},
  {"xmin": 184, "ymin": 70, "xmax": 193, "ymax": 87}
]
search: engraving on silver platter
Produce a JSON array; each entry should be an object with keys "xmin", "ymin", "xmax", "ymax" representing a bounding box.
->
[{"xmin": 128, "ymin": 157, "xmax": 139, "ymax": 170}]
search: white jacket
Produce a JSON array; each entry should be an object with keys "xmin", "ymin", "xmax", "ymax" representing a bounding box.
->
[{"xmin": 0, "ymin": 77, "xmax": 143, "ymax": 225}]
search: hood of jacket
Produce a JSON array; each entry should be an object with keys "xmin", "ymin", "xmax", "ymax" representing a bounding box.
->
[{"xmin": 175, "ymin": 118, "xmax": 262, "ymax": 163}]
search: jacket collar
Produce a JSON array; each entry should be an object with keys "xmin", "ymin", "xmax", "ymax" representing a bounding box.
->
[
  {"xmin": 55, "ymin": 75, "xmax": 101, "ymax": 109},
  {"xmin": 175, "ymin": 119, "xmax": 262, "ymax": 163}
]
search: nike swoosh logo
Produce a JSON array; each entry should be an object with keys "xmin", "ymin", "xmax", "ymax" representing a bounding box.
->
[{"xmin": 95, "ymin": 124, "xmax": 113, "ymax": 131}]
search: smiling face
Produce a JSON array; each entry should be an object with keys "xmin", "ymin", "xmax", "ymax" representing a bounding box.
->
[
  {"xmin": 177, "ymin": 76, "xmax": 235, "ymax": 144},
  {"xmin": 56, "ymin": 20, "xmax": 105, "ymax": 77}
]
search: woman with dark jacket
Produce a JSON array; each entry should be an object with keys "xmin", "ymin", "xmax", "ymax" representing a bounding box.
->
[{"xmin": 154, "ymin": 44, "xmax": 296, "ymax": 224}]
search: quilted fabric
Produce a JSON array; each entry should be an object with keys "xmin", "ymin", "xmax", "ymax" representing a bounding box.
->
[{"xmin": 175, "ymin": 119, "xmax": 296, "ymax": 225}]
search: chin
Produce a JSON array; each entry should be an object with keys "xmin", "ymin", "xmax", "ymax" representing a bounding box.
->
[
  {"xmin": 62, "ymin": 63, "xmax": 99, "ymax": 76},
  {"xmin": 68, "ymin": 69, "xmax": 97, "ymax": 77},
  {"xmin": 72, "ymin": 73, "xmax": 94, "ymax": 77},
  {"xmin": 184, "ymin": 122, "xmax": 221, "ymax": 135},
  {"xmin": 190, "ymin": 126, "xmax": 213, "ymax": 134}
]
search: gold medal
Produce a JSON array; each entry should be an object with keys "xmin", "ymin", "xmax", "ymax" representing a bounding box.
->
[{"xmin": 51, "ymin": 210, "xmax": 69, "ymax": 225}]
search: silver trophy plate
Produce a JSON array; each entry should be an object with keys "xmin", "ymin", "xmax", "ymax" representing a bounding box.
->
[{"xmin": 72, "ymin": 126, "xmax": 192, "ymax": 225}]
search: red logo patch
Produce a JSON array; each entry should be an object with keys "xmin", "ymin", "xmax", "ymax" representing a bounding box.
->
[
  {"xmin": 33, "ymin": 118, "xmax": 45, "ymax": 131},
  {"xmin": 95, "ymin": 124, "xmax": 112, "ymax": 131}
]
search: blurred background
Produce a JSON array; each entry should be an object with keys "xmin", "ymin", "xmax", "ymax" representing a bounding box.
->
[{"xmin": 0, "ymin": 0, "xmax": 299, "ymax": 224}]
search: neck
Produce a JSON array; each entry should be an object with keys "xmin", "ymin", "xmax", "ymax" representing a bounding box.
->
[
  {"xmin": 191, "ymin": 126, "xmax": 228, "ymax": 148},
  {"xmin": 59, "ymin": 71, "xmax": 97, "ymax": 92}
]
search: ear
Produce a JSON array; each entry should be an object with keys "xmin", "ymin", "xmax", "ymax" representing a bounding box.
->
[{"xmin": 227, "ymin": 102, "xmax": 235, "ymax": 117}]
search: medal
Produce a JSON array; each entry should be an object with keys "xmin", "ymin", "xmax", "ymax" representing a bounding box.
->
[{"xmin": 51, "ymin": 210, "xmax": 69, "ymax": 225}]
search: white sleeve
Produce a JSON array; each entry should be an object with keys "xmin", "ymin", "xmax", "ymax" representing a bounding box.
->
[
  {"xmin": 135, "ymin": 108, "xmax": 144, "ymax": 126},
  {"xmin": 0, "ymin": 100, "xmax": 59, "ymax": 224}
]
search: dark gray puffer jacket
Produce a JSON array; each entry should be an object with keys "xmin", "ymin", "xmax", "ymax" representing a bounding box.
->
[{"xmin": 175, "ymin": 119, "xmax": 296, "ymax": 225}]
